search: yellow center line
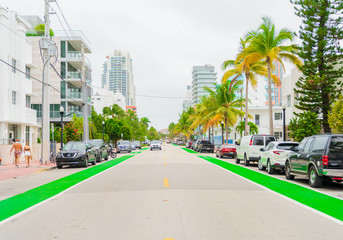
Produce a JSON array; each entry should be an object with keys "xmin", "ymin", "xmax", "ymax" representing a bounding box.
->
[
  {"xmin": 163, "ymin": 163, "xmax": 167, "ymax": 166},
  {"xmin": 164, "ymin": 238, "xmax": 174, "ymax": 240},
  {"xmin": 163, "ymin": 178, "xmax": 170, "ymax": 188}
]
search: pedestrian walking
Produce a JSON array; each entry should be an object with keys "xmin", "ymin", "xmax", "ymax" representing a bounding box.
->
[
  {"xmin": 10, "ymin": 139, "xmax": 23, "ymax": 168},
  {"xmin": 24, "ymin": 141, "xmax": 32, "ymax": 168}
]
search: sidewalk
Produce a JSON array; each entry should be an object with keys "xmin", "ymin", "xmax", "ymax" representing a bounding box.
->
[{"xmin": 0, "ymin": 161, "xmax": 56, "ymax": 181}]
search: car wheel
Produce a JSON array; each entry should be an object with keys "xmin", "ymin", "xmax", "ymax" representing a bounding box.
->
[
  {"xmin": 258, "ymin": 160, "xmax": 266, "ymax": 171},
  {"xmin": 104, "ymin": 154, "xmax": 108, "ymax": 161},
  {"xmin": 267, "ymin": 160, "xmax": 274, "ymax": 174},
  {"xmin": 97, "ymin": 152, "xmax": 102, "ymax": 162},
  {"xmin": 309, "ymin": 166, "xmax": 323, "ymax": 188},
  {"xmin": 235, "ymin": 155, "xmax": 240, "ymax": 164},
  {"xmin": 244, "ymin": 155, "xmax": 249, "ymax": 166},
  {"xmin": 92, "ymin": 157, "xmax": 96, "ymax": 165},
  {"xmin": 84, "ymin": 157, "xmax": 88, "ymax": 168},
  {"xmin": 150, "ymin": 148, "xmax": 152, "ymax": 151},
  {"xmin": 57, "ymin": 165, "xmax": 63, "ymax": 169},
  {"xmin": 219, "ymin": 153, "xmax": 223, "ymax": 158},
  {"xmin": 285, "ymin": 161, "xmax": 295, "ymax": 180}
]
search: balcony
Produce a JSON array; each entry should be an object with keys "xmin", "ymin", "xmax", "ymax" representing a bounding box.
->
[
  {"xmin": 66, "ymin": 90, "xmax": 83, "ymax": 106},
  {"xmin": 66, "ymin": 51, "xmax": 92, "ymax": 70}
]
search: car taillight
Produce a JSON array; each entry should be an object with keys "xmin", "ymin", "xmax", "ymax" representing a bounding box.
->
[
  {"xmin": 249, "ymin": 139, "xmax": 252, "ymax": 145},
  {"xmin": 322, "ymin": 155, "xmax": 329, "ymax": 166},
  {"xmin": 273, "ymin": 151, "xmax": 284, "ymax": 155}
]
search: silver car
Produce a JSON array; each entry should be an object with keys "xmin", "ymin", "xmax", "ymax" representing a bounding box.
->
[{"xmin": 150, "ymin": 140, "xmax": 162, "ymax": 150}]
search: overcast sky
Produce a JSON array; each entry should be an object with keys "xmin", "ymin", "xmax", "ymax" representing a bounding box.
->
[{"xmin": 2, "ymin": 0, "xmax": 302, "ymax": 130}]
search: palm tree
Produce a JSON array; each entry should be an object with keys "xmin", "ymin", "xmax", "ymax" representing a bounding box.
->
[
  {"xmin": 235, "ymin": 121, "xmax": 259, "ymax": 136},
  {"xmin": 240, "ymin": 17, "xmax": 302, "ymax": 135},
  {"xmin": 222, "ymin": 38, "xmax": 279, "ymax": 136},
  {"xmin": 191, "ymin": 80, "xmax": 245, "ymax": 143},
  {"xmin": 140, "ymin": 117, "xmax": 150, "ymax": 128}
]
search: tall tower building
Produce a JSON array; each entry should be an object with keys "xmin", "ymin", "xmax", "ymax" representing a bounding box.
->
[
  {"xmin": 265, "ymin": 60, "xmax": 283, "ymax": 106},
  {"xmin": 101, "ymin": 50, "xmax": 136, "ymax": 106},
  {"xmin": 182, "ymin": 85, "xmax": 192, "ymax": 111},
  {"xmin": 191, "ymin": 65, "xmax": 217, "ymax": 106}
]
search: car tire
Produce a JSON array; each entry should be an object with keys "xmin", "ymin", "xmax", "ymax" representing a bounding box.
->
[
  {"xmin": 244, "ymin": 155, "xmax": 249, "ymax": 166},
  {"xmin": 258, "ymin": 160, "xmax": 266, "ymax": 171},
  {"xmin": 285, "ymin": 161, "xmax": 295, "ymax": 180},
  {"xmin": 219, "ymin": 153, "xmax": 223, "ymax": 158},
  {"xmin": 267, "ymin": 160, "xmax": 274, "ymax": 174},
  {"xmin": 235, "ymin": 155, "xmax": 240, "ymax": 164},
  {"xmin": 57, "ymin": 165, "xmax": 63, "ymax": 169},
  {"xmin": 309, "ymin": 166, "xmax": 323, "ymax": 188},
  {"xmin": 84, "ymin": 157, "xmax": 88, "ymax": 168},
  {"xmin": 104, "ymin": 154, "xmax": 108, "ymax": 160},
  {"xmin": 92, "ymin": 157, "xmax": 96, "ymax": 165},
  {"xmin": 97, "ymin": 152, "xmax": 102, "ymax": 162}
]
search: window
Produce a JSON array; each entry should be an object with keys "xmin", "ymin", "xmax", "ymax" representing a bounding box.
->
[
  {"xmin": 61, "ymin": 41, "xmax": 66, "ymax": 58},
  {"xmin": 26, "ymin": 95, "xmax": 31, "ymax": 108},
  {"xmin": 253, "ymin": 136, "xmax": 264, "ymax": 146},
  {"xmin": 304, "ymin": 137, "xmax": 314, "ymax": 152},
  {"xmin": 11, "ymin": 58, "xmax": 17, "ymax": 73},
  {"xmin": 25, "ymin": 126, "xmax": 30, "ymax": 143},
  {"xmin": 25, "ymin": 66, "xmax": 31, "ymax": 79},
  {"xmin": 12, "ymin": 91, "xmax": 17, "ymax": 104},
  {"xmin": 298, "ymin": 138, "xmax": 308, "ymax": 151},
  {"xmin": 31, "ymin": 104, "xmax": 42, "ymax": 118},
  {"xmin": 329, "ymin": 136, "xmax": 343, "ymax": 154},
  {"xmin": 274, "ymin": 112, "xmax": 282, "ymax": 120},
  {"xmin": 312, "ymin": 136, "xmax": 329, "ymax": 153},
  {"xmin": 274, "ymin": 132, "xmax": 282, "ymax": 140},
  {"xmin": 255, "ymin": 115, "xmax": 260, "ymax": 126},
  {"xmin": 265, "ymin": 136, "xmax": 276, "ymax": 145},
  {"xmin": 287, "ymin": 95, "xmax": 291, "ymax": 107},
  {"xmin": 266, "ymin": 143, "xmax": 275, "ymax": 151}
]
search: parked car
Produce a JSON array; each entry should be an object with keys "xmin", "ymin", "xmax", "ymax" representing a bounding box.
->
[
  {"xmin": 56, "ymin": 141, "xmax": 96, "ymax": 169},
  {"xmin": 150, "ymin": 140, "xmax": 162, "ymax": 150},
  {"xmin": 130, "ymin": 141, "xmax": 136, "ymax": 150},
  {"xmin": 216, "ymin": 144, "xmax": 236, "ymax": 158},
  {"xmin": 177, "ymin": 140, "xmax": 184, "ymax": 145},
  {"xmin": 285, "ymin": 134, "xmax": 343, "ymax": 188},
  {"xmin": 186, "ymin": 140, "xmax": 194, "ymax": 148},
  {"xmin": 134, "ymin": 141, "xmax": 142, "ymax": 149},
  {"xmin": 235, "ymin": 135, "xmax": 277, "ymax": 166},
  {"xmin": 88, "ymin": 139, "xmax": 109, "ymax": 162},
  {"xmin": 195, "ymin": 140, "xmax": 215, "ymax": 153},
  {"xmin": 259, "ymin": 141, "xmax": 299, "ymax": 174},
  {"xmin": 191, "ymin": 141, "xmax": 197, "ymax": 150},
  {"xmin": 116, "ymin": 141, "xmax": 132, "ymax": 153}
]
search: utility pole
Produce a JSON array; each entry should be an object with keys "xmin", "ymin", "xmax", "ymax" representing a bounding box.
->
[
  {"xmin": 40, "ymin": 0, "xmax": 54, "ymax": 164},
  {"xmin": 81, "ymin": 44, "xmax": 89, "ymax": 141}
]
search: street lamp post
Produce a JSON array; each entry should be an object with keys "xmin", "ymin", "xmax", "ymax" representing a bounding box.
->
[
  {"xmin": 221, "ymin": 121, "xmax": 224, "ymax": 145},
  {"xmin": 102, "ymin": 120, "xmax": 105, "ymax": 141},
  {"xmin": 59, "ymin": 106, "xmax": 64, "ymax": 150},
  {"xmin": 282, "ymin": 105, "xmax": 286, "ymax": 141}
]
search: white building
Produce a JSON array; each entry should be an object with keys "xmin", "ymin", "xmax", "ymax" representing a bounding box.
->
[
  {"xmin": 92, "ymin": 89, "xmax": 126, "ymax": 114},
  {"xmin": 182, "ymin": 85, "xmax": 192, "ymax": 111},
  {"xmin": 101, "ymin": 50, "xmax": 136, "ymax": 106},
  {"xmin": 0, "ymin": 5, "xmax": 38, "ymax": 146},
  {"xmin": 191, "ymin": 65, "xmax": 217, "ymax": 106}
]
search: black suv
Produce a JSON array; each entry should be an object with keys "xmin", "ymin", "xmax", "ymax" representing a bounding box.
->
[
  {"xmin": 195, "ymin": 140, "xmax": 215, "ymax": 153},
  {"xmin": 285, "ymin": 134, "xmax": 343, "ymax": 187},
  {"xmin": 88, "ymin": 139, "xmax": 109, "ymax": 162}
]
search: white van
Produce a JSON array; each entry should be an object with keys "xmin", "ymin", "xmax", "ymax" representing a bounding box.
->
[{"xmin": 235, "ymin": 135, "xmax": 276, "ymax": 166}]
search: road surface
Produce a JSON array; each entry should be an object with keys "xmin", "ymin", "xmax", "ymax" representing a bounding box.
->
[{"xmin": 1, "ymin": 144, "xmax": 343, "ymax": 239}]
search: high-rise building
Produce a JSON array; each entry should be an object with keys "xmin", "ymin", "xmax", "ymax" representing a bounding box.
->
[
  {"xmin": 265, "ymin": 60, "xmax": 283, "ymax": 106},
  {"xmin": 191, "ymin": 65, "xmax": 217, "ymax": 106},
  {"xmin": 0, "ymin": 6, "xmax": 39, "ymax": 149},
  {"xmin": 101, "ymin": 50, "xmax": 136, "ymax": 106},
  {"xmin": 182, "ymin": 85, "xmax": 192, "ymax": 111}
]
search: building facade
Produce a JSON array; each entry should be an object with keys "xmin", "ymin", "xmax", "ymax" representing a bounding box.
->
[
  {"xmin": 182, "ymin": 85, "xmax": 192, "ymax": 111},
  {"xmin": 91, "ymin": 89, "xmax": 126, "ymax": 114},
  {"xmin": 0, "ymin": 6, "xmax": 38, "ymax": 146},
  {"xmin": 265, "ymin": 60, "xmax": 284, "ymax": 106},
  {"xmin": 191, "ymin": 65, "xmax": 217, "ymax": 106},
  {"xmin": 101, "ymin": 50, "xmax": 136, "ymax": 106}
]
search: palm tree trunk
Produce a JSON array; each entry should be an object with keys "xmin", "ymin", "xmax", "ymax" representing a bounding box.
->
[
  {"xmin": 225, "ymin": 115, "xmax": 228, "ymax": 144},
  {"xmin": 244, "ymin": 72, "xmax": 249, "ymax": 136},
  {"xmin": 212, "ymin": 126, "xmax": 214, "ymax": 144},
  {"xmin": 267, "ymin": 59, "xmax": 273, "ymax": 135}
]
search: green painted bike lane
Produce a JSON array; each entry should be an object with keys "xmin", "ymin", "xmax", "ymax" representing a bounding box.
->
[
  {"xmin": 0, "ymin": 149, "xmax": 148, "ymax": 222},
  {"xmin": 182, "ymin": 147, "xmax": 343, "ymax": 222}
]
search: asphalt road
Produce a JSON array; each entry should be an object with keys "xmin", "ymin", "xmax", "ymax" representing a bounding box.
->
[{"xmin": 1, "ymin": 144, "xmax": 343, "ymax": 240}]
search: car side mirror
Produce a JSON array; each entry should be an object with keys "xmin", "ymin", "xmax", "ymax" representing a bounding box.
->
[
  {"xmin": 235, "ymin": 141, "xmax": 240, "ymax": 146},
  {"xmin": 260, "ymin": 148, "xmax": 265, "ymax": 151}
]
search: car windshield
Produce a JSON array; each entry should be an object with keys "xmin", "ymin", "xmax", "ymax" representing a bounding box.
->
[
  {"xmin": 276, "ymin": 143, "xmax": 299, "ymax": 150},
  {"xmin": 151, "ymin": 141, "xmax": 160, "ymax": 144},
  {"xmin": 118, "ymin": 141, "xmax": 130, "ymax": 145},
  {"xmin": 89, "ymin": 140, "xmax": 101, "ymax": 147},
  {"xmin": 63, "ymin": 142, "xmax": 85, "ymax": 152}
]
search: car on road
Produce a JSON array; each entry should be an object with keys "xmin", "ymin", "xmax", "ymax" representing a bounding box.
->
[
  {"xmin": 150, "ymin": 140, "xmax": 162, "ymax": 150},
  {"xmin": 235, "ymin": 135, "xmax": 277, "ymax": 166},
  {"xmin": 130, "ymin": 141, "xmax": 136, "ymax": 150},
  {"xmin": 186, "ymin": 140, "xmax": 195, "ymax": 148},
  {"xmin": 56, "ymin": 141, "xmax": 96, "ymax": 169},
  {"xmin": 191, "ymin": 141, "xmax": 197, "ymax": 150},
  {"xmin": 134, "ymin": 141, "xmax": 142, "ymax": 149},
  {"xmin": 116, "ymin": 141, "xmax": 132, "ymax": 153},
  {"xmin": 88, "ymin": 139, "xmax": 109, "ymax": 162},
  {"xmin": 216, "ymin": 144, "xmax": 236, "ymax": 158},
  {"xmin": 259, "ymin": 141, "xmax": 299, "ymax": 174},
  {"xmin": 195, "ymin": 140, "xmax": 215, "ymax": 153},
  {"xmin": 285, "ymin": 134, "xmax": 343, "ymax": 188}
]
